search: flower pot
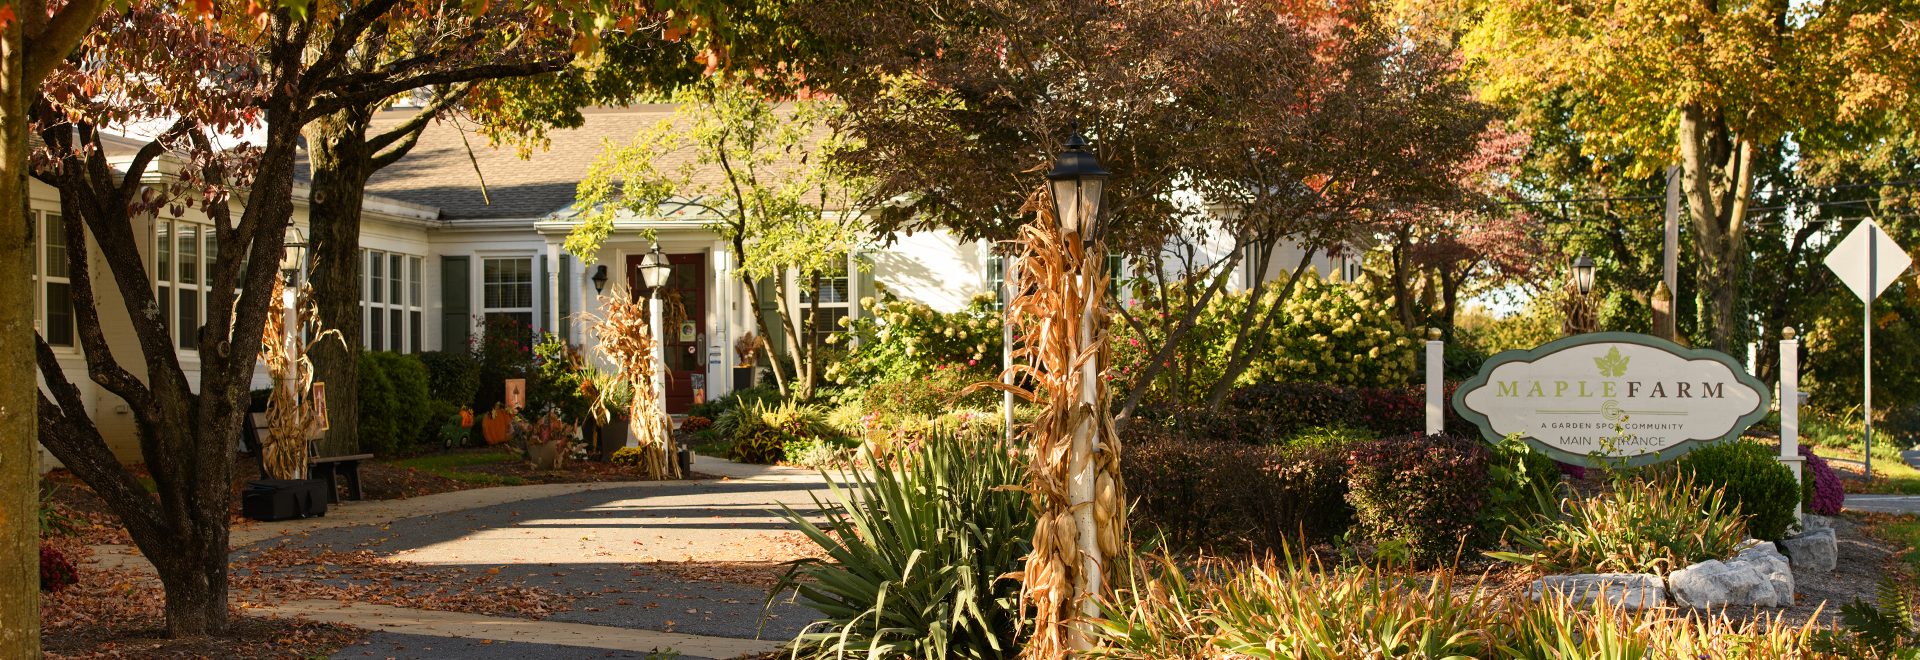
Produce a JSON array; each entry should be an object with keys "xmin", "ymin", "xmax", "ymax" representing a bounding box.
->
[
  {"xmin": 733, "ymin": 366, "xmax": 754, "ymax": 392},
  {"xmin": 598, "ymin": 414, "xmax": 631, "ymax": 460},
  {"xmin": 677, "ymin": 446, "xmax": 692, "ymax": 475},
  {"xmin": 481, "ymin": 410, "xmax": 513, "ymax": 445},
  {"xmin": 527, "ymin": 440, "xmax": 565, "ymax": 470}
]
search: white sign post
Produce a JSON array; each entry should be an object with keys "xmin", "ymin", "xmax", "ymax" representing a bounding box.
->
[
  {"xmin": 1453, "ymin": 333, "xmax": 1771, "ymax": 467},
  {"xmin": 1426, "ymin": 328, "xmax": 1444, "ymax": 436},
  {"xmin": 1780, "ymin": 327, "xmax": 1803, "ymax": 522},
  {"xmin": 1822, "ymin": 219, "xmax": 1912, "ymax": 477}
]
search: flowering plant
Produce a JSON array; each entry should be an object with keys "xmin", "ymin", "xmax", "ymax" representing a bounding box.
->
[{"xmin": 825, "ymin": 291, "xmax": 1003, "ymax": 391}]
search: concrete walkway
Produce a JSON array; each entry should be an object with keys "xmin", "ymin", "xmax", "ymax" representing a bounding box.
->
[
  {"xmin": 90, "ymin": 454, "xmax": 835, "ymax": 659},
  {"xmin": 271, "ymin": 601, "xmax": 781, "ymax": 659}
]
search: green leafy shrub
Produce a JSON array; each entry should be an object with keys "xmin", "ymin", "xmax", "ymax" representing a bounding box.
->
[
  {"xmin": 1122, "ymin": 431, "xmax": 1353, "ymax": 553},
  {"xmin": 859, "ymin": 362, "xmax": 1000, "ymax": 420},
  {"xmin": 473, "ymin": 314, "xmax": 534, "ymax": 414},
  {"xmin": 526, "ymin": 333, "xmax": 593, "ymax": 425},
  {"xmin": 356, "ymin": 354, "xmax": 397, "ymax": 454},
  {"xmin": 1283, "ymin": 424, "xmax": 1374, "ymax": 449},
  {"xmin": 782, "ymin": 437, "xmax": 853, "ymax": 469},
  {"xmin": 1480, "ymin": 435, "xmax": 1563, "ymax": 541},
  {"xmin": 1111, "ymin": 270, "xmax": 1418, "ymax": 405},
  {"xmin": 824, "ymin": 292, "xmax": 1003, "ymax": 392},
  {"xmin": 776, "ymin": 431, "xmax": 1031, "ymax": 659},
  {"xmin": 358, "ymin": 352, "xmax": 432, "ymax": 456},
  {"xmin": 1487, "ymin": 476, "xmax": 1748, "ymax": 575},
  {"xmin": 696, "ymin": 385, "xmax": 781, "ymax": 435},
  {"xmin": 1346, "ymin": 433, "xmax": 1491, "ymax": 564},
  {"xmin": 419, "ymin": 350, "xmax": 481, "ymax": 409},
  {"xmin": 1673, "ymin": 440, "xmax": 1800, "ymax": 540}
]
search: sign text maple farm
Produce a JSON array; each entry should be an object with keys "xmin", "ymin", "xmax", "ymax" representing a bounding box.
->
[{"xmin": 1452, "ymin": 332, "xmax": 1771, "ymax": 467}]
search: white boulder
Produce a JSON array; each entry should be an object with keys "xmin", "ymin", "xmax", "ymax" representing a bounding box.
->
[
  {"xmin": 1527, "ymin": 573, "xmax": 1667, "ymax": 610},
  {"xmin": 1780, "ymin": 527, "xmax": 1838, "ymax": 572}
]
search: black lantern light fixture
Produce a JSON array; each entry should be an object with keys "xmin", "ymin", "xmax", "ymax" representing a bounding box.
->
[
  {"xmin": 1572, "ymin": 254, "xmax": 1597, "ymax": 295},
  {"xmin": 639, "ymin": 243, "xmax": 671, "ymax": 292},
  {"xmin": 1045, "ymin": 127, "xmax": 1109, "ymax": 245},
  {"xmin": 279, "ymin": 225, "xmax": 307, "ymax": 283},
  {"xmin": 591, "ymin": 264, "xmax": 609, "ymax": 294}
]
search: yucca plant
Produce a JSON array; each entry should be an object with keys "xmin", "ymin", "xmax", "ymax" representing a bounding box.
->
[
  {"xmin": 1487, "ymin": 475, "xmax": 1748, "ymax": 575},
  {"xmin": 772, "ymin": 431, "xmax": 1032, "ymax": 659}
]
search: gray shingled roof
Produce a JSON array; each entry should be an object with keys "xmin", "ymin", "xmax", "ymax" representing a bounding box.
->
[
  {"xmin": 362, "ymin": 105, "xmax": 668, "ymax": 220},
  {"xmin": 361, "ymin": 104, "xmax": 822, "ymax": 221}
]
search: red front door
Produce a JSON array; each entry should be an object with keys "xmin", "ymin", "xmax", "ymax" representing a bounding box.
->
[{"xmin": 628, "ymin": 252, "xmax": 707, "ymax": 414}]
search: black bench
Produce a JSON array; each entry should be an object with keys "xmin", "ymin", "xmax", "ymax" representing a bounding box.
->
[
  {"xmin": 240, "ymin": 411, "xmax": 371, "ymax": 504},
  {"xmin": 308, "ymin": 453, "xmax": 373, "ymax": 503}
]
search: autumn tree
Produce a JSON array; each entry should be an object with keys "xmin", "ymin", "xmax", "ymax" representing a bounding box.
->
[
  {"xmin": 2, "ymin": 0, "xmax": 114, "ymax": 652},
  {"xmin": 565, "ymin": 79, "xmax": 872, "ymax": 400},
  {"xmin": 1457, "ymin": 0, "xmax": 1920, "ymax": 351},
  {"xmin": 27, "ymin": 0, "xmax": 679, "ymax": 636},
  {"xmin": 301, "ymin": 9, "xmax": 701, "ymax": 457},
  {"xmin": 793, "ymin": 0, "xmax": 1495, "ymax": 415}
]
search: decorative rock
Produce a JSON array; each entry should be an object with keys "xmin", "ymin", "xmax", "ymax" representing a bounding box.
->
[
  {"xmin": 1527, "ymin": 574, "xmax": 1667, "ymax": 610},
  {"xmin": 1803, "ymin": 514, "xmax": 1835, "ymax": 532},
  {"xmin": 1668, "ymin": 559, "xmax": 1781, "ymax": 608},
  {"xmin": 1780, "ymin": 527, "xmax": 1839, "ymax": 572},
  {"xmin": 1733, "ymin": 542, "xmax": 1795, "ymax": 603}
]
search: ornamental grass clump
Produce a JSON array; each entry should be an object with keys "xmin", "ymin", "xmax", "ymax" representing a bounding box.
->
[
  {"xmin": 1487, "ymin": 475, "xmax": 1748, "ymax": 575},
  {"xmin": 1088, "ymin": 553, "xmax": 1819, "ymax": 659},
  {"xmin": 773, "ymin": 431, "xmax": 1031, "ymax": 659}
]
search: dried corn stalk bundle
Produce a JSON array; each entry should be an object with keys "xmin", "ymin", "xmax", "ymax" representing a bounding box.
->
[
  {"xmin": 970, "ymin": 189, "xmax": 1128, "ymax": 657},
  {"xmin": 587, "ymin": 283, "xmax": 680, "ymax": 479},
  {"xmin": 259, "ymin": 279, "xmax": 340, "ymax": 480}
]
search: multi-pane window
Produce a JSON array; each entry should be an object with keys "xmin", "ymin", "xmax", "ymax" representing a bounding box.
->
[
  {"xmin": 987, "ymin": 255, "xmax": 1007, "ymax": 311},
  {"xmin": 363, "ymin": 249, "xmax": 426, "ymax": 352},
  {"xmin": 154, "ymin": 219, "xmax": 214, "ymax": 351},
  {"xmin": 481, "ymin": 256, "xmax": 534, "ymax": 331},
  {"xmin": 33, "ymin": 211, "xmax": 75, "ymax": 347},
  {"xmin": 798, "ymin": 257, "xmax": 851, "ymax": 343}
]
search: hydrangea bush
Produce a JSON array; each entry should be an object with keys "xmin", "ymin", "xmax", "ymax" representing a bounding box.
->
[
  {"xmin": 824, "ymin": 292, "xmax": 1003, "ymax": 392},
  {"xmin": 1112, "ymin": 269, "xmax": 1418, "ymax": 404}
]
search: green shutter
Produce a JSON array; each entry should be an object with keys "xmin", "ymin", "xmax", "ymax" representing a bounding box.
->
[
  {"xmin": 559, "ymin": 255, "xmax": 572, "ymax": 340},
  {"xmin": 757, "ymin": 277, "xmax": 786, "ymax": 360},
  {"xmin": 441, "ymin": 256, "xmax": 470, "ymax": 351},
  {"xmin": 538, "ymin": 256, "xmax": 551, "ymax": 333}
]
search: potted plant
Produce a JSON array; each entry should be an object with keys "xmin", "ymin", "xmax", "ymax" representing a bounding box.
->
[
  {"xmin": 519, "ymin": 412, "xmax": 574, "ymax": 470},
  {"xmin": 589, "ymin": 373, "xmax": 635, "ymax": 460},
  {"xmin": 733, "ymin": 332, "xmax": 765, "ymax": 392}
]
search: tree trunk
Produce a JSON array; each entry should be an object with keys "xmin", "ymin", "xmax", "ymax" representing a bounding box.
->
[
  {"xmin": 305, "ymin": 108, "xmax": 377, "ymax": 457},
  {"xmin": 1677, "ymin": 103, "xmax": 1754, "ymax": 353},
  {"xmin": 1204, "ymin": 251, "xmax": 1317, "ymax": 410},
  {"xmin": 0, "ymin": 20, "xmax": 40, "ymax": 655}
]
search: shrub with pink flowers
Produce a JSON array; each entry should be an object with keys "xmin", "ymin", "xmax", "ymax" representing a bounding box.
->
[
  {"xmin": 41, "ymin": 543, "xmax": 76, "ymax": 593},
  {"xmin": 1800, "ymin": 444, "xmax": 1845, "ymax": 515}
]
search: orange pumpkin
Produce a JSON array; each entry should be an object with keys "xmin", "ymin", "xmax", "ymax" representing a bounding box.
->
[{"xmin": 481, "ymin": 409, "xmax": 513, "ymax": 445}]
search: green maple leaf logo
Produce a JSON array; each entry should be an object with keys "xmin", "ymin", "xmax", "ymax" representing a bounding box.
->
[{"xmin": 1594, "ymin": 347, "xmax": 1630, "ymax": 378}]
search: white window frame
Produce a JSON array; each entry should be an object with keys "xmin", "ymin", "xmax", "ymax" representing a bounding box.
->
[
  {"xmin": 362, "ymin": 249, "xmax": 427, "ymax": 353},
  {"xmin": 479, "ymin": 255, "xmax": 537, "ymax": 335},
  {"xmin": 791, "ymin": 254, "xmax": 854, "ymax": 344},
  {"xmin": 31, "ymin": 209, "xmax": 78, "ymax": 350},
  {"xmin": 153, "ymin": 218, "xmax": 218, "ymax": 352}
]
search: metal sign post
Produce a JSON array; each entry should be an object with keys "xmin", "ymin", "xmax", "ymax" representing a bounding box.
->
[{"xmin": 1823, "ymin": 219, "xmax": 1912, "ymax": 478}]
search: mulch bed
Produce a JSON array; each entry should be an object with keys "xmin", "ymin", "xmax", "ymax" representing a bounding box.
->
[
  {"xmin": 359, "ymin": 445, "xmax": 717, "ymax": 500},
  {"xmin": 39, "ymin": 540, "xmax": 365, "ymax": 660}
]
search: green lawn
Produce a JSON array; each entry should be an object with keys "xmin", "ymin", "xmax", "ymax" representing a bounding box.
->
[
  {"xmin": 1870, "ymin": 514, "xmax": 1920, "ymax": 576},
  {"xmin": 1809, "ymin": 444, "xmax": 1920, "ymax": 494},
  {"xmin": 386, "ymin": 450, "xmax": 526, "ymax": 486}
]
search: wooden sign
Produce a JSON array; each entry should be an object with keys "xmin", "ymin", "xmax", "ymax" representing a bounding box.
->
[{"xmin": 505, "ymin": 378, "xmax": 527, "ymax": 411}]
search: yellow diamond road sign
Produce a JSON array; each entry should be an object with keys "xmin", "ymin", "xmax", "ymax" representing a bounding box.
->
[{"xmin": 1824, "ymin": 219, "xmax": 1911, "ymax": 303}]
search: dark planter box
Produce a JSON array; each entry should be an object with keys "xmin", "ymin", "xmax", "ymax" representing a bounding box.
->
[
  {"xmin": 598, "ymin": 415, "xmax": 631, "ymax": 460},
  {"xmin": 733, "ymin": 366, "xmax": 754, "ymax": 392}
]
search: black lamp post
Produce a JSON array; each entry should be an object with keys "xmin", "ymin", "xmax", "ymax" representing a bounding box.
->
[
  {"xmin": 1045, "ymin": 129, "xmax": 1109, "ymax": 246},
  {"xmin": 1572, "ymin": 254, "xmax": 1597, "ymax": 296},
  {"xmin": 638, "ymin": 244, "xmax": 672, "ymax": 426}
]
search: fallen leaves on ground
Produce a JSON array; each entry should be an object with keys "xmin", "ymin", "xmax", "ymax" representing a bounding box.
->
[{"xmin": 233, "ymin": 544, "xmax": 577, "ymax": 619}]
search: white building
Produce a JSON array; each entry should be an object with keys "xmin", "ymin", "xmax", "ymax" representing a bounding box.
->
[{"xmin": 30, "ymin": 104, "xmax": 1345, "ymax": 461}]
